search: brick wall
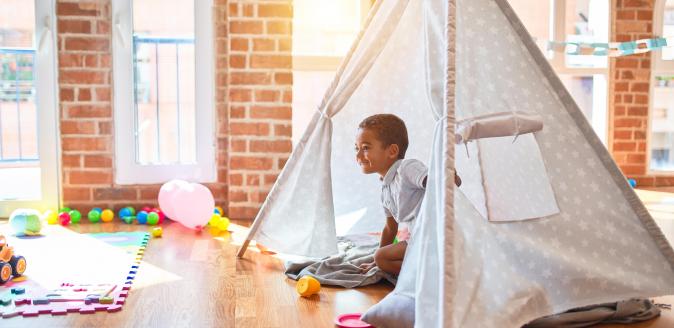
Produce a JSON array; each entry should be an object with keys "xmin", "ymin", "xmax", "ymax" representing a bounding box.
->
[
  {"xmin": 610, "ymin": 0, "xmax": 674, "ymax": 187},
  {"xmin": 226, "ymin": 1, "xmax": 293, "ymax": 219},
  {"xmin": 56, "ymin": 0, "xmax": 293, "ymax": 219}
]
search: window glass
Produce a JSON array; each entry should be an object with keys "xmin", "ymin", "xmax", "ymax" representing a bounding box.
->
[{"xmin": 133, "ymin": 0, "xmax": 196, "ymax": 164}]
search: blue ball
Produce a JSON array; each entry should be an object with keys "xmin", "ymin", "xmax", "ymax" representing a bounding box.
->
[
  {"xmin": 137, "ymin": 211, "xmax": 148, "ymax": 224},
  {"xmin": 92, "ymin": 207, "xmax": 102, "ymax": 214},
  {"xmin": 119, "ymin": 207, "xmax": 132, "ymax": 219},
  {"xmin": 628, "ymin": 178, "xmax": 637, "ymax": 188},
  {"xmin": 214, "ymin": 208, "xmax": 221, "ymax": 215}
]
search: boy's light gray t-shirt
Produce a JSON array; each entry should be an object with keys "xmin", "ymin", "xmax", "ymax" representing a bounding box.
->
[{"xmin": 381, "ymin": 159, "xmax": 428, "ymax": 239}]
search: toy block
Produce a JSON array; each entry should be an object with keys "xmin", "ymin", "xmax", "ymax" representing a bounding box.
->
[
  {"xmin": 107, "ymin": 305, "xmax": 122, "ymax": 313},
  {"xmin": 0, "ymin": 298, "xmax": 11, "ymax": 306},
  {"xmin": 122, "ymin": 284, "xmax": 131, "ymax": 291},
  {"xmin": 119, "ymin": 291, "xmax": 128, "ymax": 298},
  {"xmin": 11, "ymin": 287, "xmax": 25, "ymax": 295},
  {"xmin": 51, "ymin": 309, "xmax": 68, "ymax": 316},
  {"xmin": 129, "ymin": 270, "xmax": 137, "ymax": 275},
  {"xmin": 32, "ymin": 298, "xmax": 50, "ymax": 305},
  {"xmin": 99, "ymin": 296, "xmax": 114, "ymax": 304},
  {"xmin": 116, "ymin": 297, "xmax": 126, "ymax": 305},
  {"xmin": 79, "ymin": 307, "xmax": 96, "ymax": 314},
  {"xmin": 74, "ymin": 288, "xmax": 87, "ymax": 292},
  {"xmin": 95, "ymin": 305, "xmax": 109, "ymax": 311},
  {"xmin": 14, "ymin": 298, "xmax": 30, "ymax": 306},
  {"xmin": 38, "ymin": 308, "xmax": 52, "ymax": 315}
]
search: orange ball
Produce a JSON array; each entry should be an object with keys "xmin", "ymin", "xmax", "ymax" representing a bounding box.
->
[{"xmin": 101, "ymin": 209, "xmax": 114, "ymax": 222}]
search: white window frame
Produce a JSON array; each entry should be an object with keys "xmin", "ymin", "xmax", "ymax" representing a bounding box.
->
[
  {"xmin": 648, "ymin": 0, "xmax": 674, "ymax": 175},
  {"xmin": 548, "ymin": 0, "xmax": 610, "ymax": 145},
  {"xmin": 111, "ymin": 0, "xmax": 215, "ymax": 184},
  {"xmin": 0, "ymin": 0, "xmax": 60, "ymax": 217}
]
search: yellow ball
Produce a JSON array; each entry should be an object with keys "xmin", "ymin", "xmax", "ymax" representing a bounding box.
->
[
  {"xmin": 101, "ymin": 209, "xmax": 114, "ymax": 222},
  {"xmin": 45, "ymin": 210, "xmax": 58, "ymax": 225},
  {"xmin": 217, "ymin": 217, "xmax": 230, "ymax": 231},
  {"xmin": 151, "ymin": 227, "xmax": 163, "ymax": 238},
  {"xmin": 209, "ymin": 214, "xmax": 221, "ymax": 226}
]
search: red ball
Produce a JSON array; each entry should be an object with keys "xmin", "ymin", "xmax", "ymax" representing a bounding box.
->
[
  {"xmin": 152, "ymin": 208, "xmax": 165, "ymax": 223},
  {"xmin": 58, "ymin": 212, "xmax": 71, "ymax": 226},
  {"xmin": 142, "ymin": 206, "xmax": 152, "ymax": 213}
]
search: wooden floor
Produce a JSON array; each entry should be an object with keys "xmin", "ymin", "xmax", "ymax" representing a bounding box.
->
[
  {"xmin": 0, "ymin": 221, "xmax": 391, "ymax": 328},
  {"xmin": 1, "ymin": 188, "xmax": 674, "ymax": 327}
]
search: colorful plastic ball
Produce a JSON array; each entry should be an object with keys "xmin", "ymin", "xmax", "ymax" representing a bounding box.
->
[
  {"xmin": 209, "ymin": 214, "xmax": 221, "ymax": 226},
  {"xmin": 58, "ymin": 212, "xmax": 71, "ymax": 226},
  {"xmin": 122, "ymin": 216, "xmax": 134, "ymax": 224},
  {"xmin": 628, "ymin": 178, "xmax": 637, "ymax": 188},
  {"xmin": 101, "ymin": 209, "xmax": 114, "ymax": 222},
  {"xmin": 92, "ymin": 207, "xmax": 102, "ymax": 214},
  {"xmin": 59, "ymin": 207, "xmax": 71, "ymax": 214},
  {"xmin": 118, "ymin": 207, "xmax": 133, "ymax": 219},
  {"xmin": 152, "ymin": 209, "xmax": 165, "ymax": 223},
  {"xmin": 141, "ymin": 206, "xmax": 152, "ymax": 213},
  {"xmin": 69, "ymin": 210, "xmax": 82, "ymax": 224},
  {"xmin": 88, "ymin": 210, "xmax": 101, "ymax": 223},
  {"xmin": 147, "ymin": 212, "xmax": 159, "ymax": 225},
  {"xmin": 45, "ymin": 210, "xmax": 58, "ymax": 225},
  {"xmin": 151, "ymin": 227, "xmax": 163, "ymax": 238},
  {"xmin": 137, "ymin": 211, "xmax": 148, "ymax": 224},
  {"xmin": 127, "ymin": 207, "xmax": 136, "ymax": 216},
  {"xmin": 218, "ymin": 217, "xmax": 230, "ymax": 231},
  {"xmin": 214, "ymin": 208, "xmax": 221, "ymax": 215}
]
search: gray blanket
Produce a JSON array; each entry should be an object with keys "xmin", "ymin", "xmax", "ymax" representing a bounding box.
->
[
  {"xmin": 284, "ymin": 236, "xmax": 397, "ymax": 288},
  {"xmin": 524, "ymin": 298, "xmax": 665, "ymax": 328}
]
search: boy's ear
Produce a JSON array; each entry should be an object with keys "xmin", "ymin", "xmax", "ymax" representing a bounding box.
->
[{"xmin": 387, "ymin": 144, "xmax": 400, "ymax": 159}]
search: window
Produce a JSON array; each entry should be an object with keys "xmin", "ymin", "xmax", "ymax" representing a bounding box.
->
[
  {"xmin": 651, "ymin": 0, "xmax": 674, "ymax": 172},
  {"xmin": 508, "ymin": 0, "xmax": 610, "ymax": 144},
  {"xmin": 112, "ymin": 0, "xmax": 215, "ymax": 184},
  {"xmin": 292, "ymin": 0, "xmax": 372, "ymax": 145},
  {"xmin": 0, "ymin": 0, "xmax": 59, "ymax": 214}
]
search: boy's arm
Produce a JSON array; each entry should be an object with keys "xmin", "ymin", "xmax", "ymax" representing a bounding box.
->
[{"xmin": 380, "ymin": 216, "xmax": 398, "ymax": 247}]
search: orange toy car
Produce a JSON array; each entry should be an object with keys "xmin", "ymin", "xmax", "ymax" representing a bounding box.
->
[{"xmin": 0, "ymin": 235, "xmax": 26, "ymax": 284}]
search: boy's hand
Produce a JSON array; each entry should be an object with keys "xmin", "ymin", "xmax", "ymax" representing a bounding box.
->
[{"xmin": 359, "ymin": 262, "xmax": 376, "ymax": 273}]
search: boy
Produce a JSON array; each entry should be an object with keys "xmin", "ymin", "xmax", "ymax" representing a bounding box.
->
[
  {"xmin": 353, "ymin": 114, "xmax": 421, "ymax": 275},
  {"xmin": 355, "ymin": 114, "xmax": 461, "ymax": 275}
]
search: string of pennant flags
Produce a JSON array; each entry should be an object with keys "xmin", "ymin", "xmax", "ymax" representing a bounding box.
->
[{"xmin": 538, "ymin": 36, "xmax": 674, "ymax": 57}]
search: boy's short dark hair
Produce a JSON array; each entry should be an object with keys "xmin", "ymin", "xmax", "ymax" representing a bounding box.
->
[{"xmin": 358, "ymin": 114, "xmax": 408, "ymax": 159}]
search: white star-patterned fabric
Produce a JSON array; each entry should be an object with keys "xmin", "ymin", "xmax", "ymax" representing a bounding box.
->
[{"xmin": 248, "ymin": 0, "xmax": 674, "ymax": 327}]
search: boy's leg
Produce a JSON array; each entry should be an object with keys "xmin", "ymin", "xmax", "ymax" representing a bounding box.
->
[{"xmin": 374, "ymin": 241, "xmax": 407, "ymax": 275}]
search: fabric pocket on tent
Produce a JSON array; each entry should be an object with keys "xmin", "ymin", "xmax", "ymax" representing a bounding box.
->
[{"xmin": 455, "ymin": 121, "xmax": 559, "ymax": 222}]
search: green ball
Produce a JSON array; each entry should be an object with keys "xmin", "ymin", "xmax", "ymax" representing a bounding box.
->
[
  {"xmin": 69, "ymin": 210, "xmax": 82, "ymax": 224},
  {"xmin": 88, "ymin": 210, "xmax": 101, "ymax": 223},
  {"xmin": 122, "ymin": 216, "xmax": 134, "ymax": 224},
  {"xmin": 147, "ymin": 212, "xmax": 159, "ymax": 225},
  {"xmin": 60, "ymin": 207, "xmax": 71, "ymax": 214},
  {"xmin": 127, "ymin": 207, "xmax": 136, "ymax": 216}
]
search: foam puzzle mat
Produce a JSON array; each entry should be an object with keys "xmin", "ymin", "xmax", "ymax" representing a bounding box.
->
[{"xmin": 0, "ymin": 228, "xmax": 149, "ymax": 319}]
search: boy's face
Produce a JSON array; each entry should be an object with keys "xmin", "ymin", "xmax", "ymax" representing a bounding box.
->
[{"xmin": 355, "ymin": 128, "xmax": 399, "ymax": 176}]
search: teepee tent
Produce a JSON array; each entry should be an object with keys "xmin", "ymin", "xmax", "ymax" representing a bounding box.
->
[{"xmin": 237, "ymin": 0, "xmax": 674, "ymax": 326}]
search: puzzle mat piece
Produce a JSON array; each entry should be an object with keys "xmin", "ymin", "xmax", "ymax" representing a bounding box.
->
[{"xmin": 0, "ymin": 227, "xmax": 148, "ymax": 319}]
